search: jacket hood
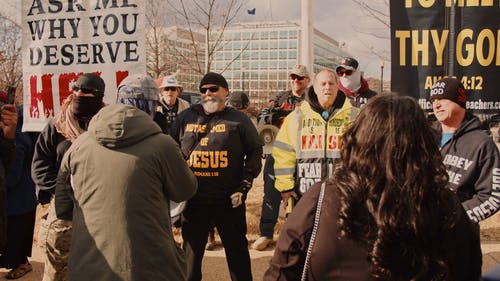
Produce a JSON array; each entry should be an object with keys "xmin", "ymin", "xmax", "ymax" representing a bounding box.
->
[
  {"xmin": 305, "ymin": 86, "xmax": 347, "ymax": 115},
  {"xmin": 88, "ymin": 104, "xmax": 162, "ymax": 148},
  {"xmin": 454, "ymin": 112, "xmax": 482, "ymax": 138}
]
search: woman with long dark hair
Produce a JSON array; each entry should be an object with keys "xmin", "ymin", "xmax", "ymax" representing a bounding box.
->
[{"xmin": 264, "ymin": 94, "xmax": 482, "ymax": 280}]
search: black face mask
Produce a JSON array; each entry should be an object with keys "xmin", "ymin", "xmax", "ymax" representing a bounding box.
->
[{"xmin": 72, "ymin": 95, "xmax": 103, "ymax": 121}]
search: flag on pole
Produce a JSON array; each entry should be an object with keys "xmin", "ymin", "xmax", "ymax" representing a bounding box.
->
[{"xmin": 247, "ymin": 8, "xmax": 256, "ymax": 15}]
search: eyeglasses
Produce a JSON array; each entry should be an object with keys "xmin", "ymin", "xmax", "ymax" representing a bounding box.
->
[
  {"xmin": 163, "ymin": 87, "xmax": 178, "ymax": 92},
  {"xmin": 290, "ymin": 74, "xmax": 305, "ymax": 81},
  {"xmin": 337, "ymin": 69, "xmax": 353, "ymax": 76},
  {"xmin": 200, "ymin": 85, "xmax": 220, "ymax": 94},
  {"xmin": 73, "ymin": 86, "xmax": 98, "ymax": 94}
]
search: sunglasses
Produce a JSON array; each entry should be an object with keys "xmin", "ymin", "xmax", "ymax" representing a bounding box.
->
[
  {"xmin": 73, "ymin": 86, "xmax": 98, "ymax": 94},
  {"xmin": 200, "ymin": 85, "xmax": 220, "ymax": 94},
  {"xmin": 163, "ymin": 87, "xmax": 178, "ymax": 92},
  {"xmin": 290, "ymin": 74, "xmax": 305, "ymax": 81},
  {"xmin": 337, "ymin": 69, "xmax": 353, "ymax": 76}
]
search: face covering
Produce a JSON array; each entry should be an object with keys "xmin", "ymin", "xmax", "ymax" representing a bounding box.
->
[
  {"xmin": 117, "ymin": 97, "xmax": 157, "ymax": 118},
  {"xmin": 72, "ymin": 95, "xmax": 103, "ymax": 121},
  {"xmin": 339, "ymin": 70, "xmax": 362, "ymax": 93}
]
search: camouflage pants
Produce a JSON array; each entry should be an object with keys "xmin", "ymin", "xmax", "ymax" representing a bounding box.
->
[{"xmin": 38, "ymin": 199, "xmax": 72, "ymax": 281}]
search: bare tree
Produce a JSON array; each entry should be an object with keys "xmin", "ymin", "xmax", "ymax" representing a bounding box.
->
[
  {"xmin": 164, "ymin": 0, "xmax": 245, "ymax": 74},
  {"xmin": 0, "ymin": 15, "xmax": 22, "ymax": 90},
  {"xmin": 348, "ymin": 0, "xmax": 390, "ymax": 62},
  {"xmin": 145, "ymin": 0, "xmax": 166, "ymax": 78}
]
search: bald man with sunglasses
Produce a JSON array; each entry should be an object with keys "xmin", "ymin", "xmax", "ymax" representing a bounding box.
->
[{"xmin": 336, "ymin": 57, "xmax": 377, "ymax": 108}]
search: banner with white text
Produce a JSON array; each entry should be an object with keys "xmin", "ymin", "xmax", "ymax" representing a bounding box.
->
[
  {"xmin": 22, "ymin": 0, "xmax": 146, "ymax": 131},
  {"xmin": 391, "ymin": 1, "xmax": 500, "ymax": 118}
]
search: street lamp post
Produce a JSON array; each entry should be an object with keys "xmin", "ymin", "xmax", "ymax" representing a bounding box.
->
[
  {"xmin": 380, "ymin": 61, "xmax": 384, "ymax": 94},
  {"xmin": 242, "ymin": 70, "xmax": 246, "ymax": 92}
]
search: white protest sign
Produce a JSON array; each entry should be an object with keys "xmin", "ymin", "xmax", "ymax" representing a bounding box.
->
[{"xmin": 22, "ymin": 0, "xmax": 146, "ymax": 131}]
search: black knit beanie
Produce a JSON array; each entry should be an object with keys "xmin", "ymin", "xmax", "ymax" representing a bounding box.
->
[
  {"xmin": 429, "ymin": 77, "xmax": 467, "ymax": 108},
  {"xmin": 75, "ymin": 73, "xmax": 105, "ymax": 98},
  {"xmin": 199, "ymin": 72, "xmax": 228, "ymax": 92}
]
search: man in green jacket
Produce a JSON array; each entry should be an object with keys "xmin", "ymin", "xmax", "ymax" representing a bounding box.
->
[{"xmin": 55, "ymin": 80, "xmax": 197, "ymax": 280}]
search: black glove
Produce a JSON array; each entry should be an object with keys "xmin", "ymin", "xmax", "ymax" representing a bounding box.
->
[
  {"xmin": 240, "ymin": 179, "xmax": 253, "ymax": 201},
  {"xmin": 230, "ymin": 180, "xmax": 252, "ymax": 208},
  {"xmin": 36, "ymin": 188, "xmax": 54, "ymax": 205}
]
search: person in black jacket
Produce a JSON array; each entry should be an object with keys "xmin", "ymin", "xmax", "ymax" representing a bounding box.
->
[
  {"xmin": 430, "ymin": 77, "xmax": 500, "ymax": 225},
  {"xmin": 31, "ymin": 73, "xmax": 105, "ymax": 281},
  {"xmin": 0, "ymin": 102, "xmax": 17, "ymax": 255},
  {"xmin": 171, "ymin": 72, "xmax": 263, "ymax": 281},
  {"xmin": 336, "ymin": 57, "xmax": 377, "ymax": 108},
  {"xmin": 1, "ymin": 105, "xmax": 38, "ymax": 279}
]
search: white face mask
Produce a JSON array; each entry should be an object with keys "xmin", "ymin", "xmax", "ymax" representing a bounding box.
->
[{"xmin": 339, "ymin": 70, "xmax": 362, "ymax": 92}]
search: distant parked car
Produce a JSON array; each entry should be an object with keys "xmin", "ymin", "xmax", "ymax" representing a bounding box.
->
[{"xmin": 180, "ymin": 91, "xmax": 201, "ymax": 104}]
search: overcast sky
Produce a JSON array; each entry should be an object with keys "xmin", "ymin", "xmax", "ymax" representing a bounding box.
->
[
  {"xmin": 239, "ymin": 0, "xmax": 391, "ymax": 78},
  {"xmin": 0, "ymin": 0, "xmax": 390, "ymax": 78}
]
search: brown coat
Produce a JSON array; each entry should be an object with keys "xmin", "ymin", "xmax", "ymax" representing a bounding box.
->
[{"xmin": 264, "ymin": 182, "xmax": 482, "ymax": 281}]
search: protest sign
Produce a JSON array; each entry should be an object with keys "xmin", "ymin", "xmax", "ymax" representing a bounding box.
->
[
  {"xmin": 22, "ymin": 0, "xmax": 146, "ymax": 131},
  {"xmin": 391, "ymin": 1, "xmax": 500, "ymax": 117}
]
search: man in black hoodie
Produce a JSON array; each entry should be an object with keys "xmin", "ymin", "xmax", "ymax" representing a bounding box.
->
[{"xmin": 430, "ymin": 77, "xmax": 500, "ymax": 225}]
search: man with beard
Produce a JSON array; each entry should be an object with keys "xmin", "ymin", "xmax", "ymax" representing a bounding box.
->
[
  {"xmin": 171, "ymin": 72, "xmax": 263, "ymax": 281},
  {"xmin": 157, "ymin": 73, "xmax": 190, "ymax": 134},
  {"xmin": 32, "ymin": 73, "xmax": 105, "ymax": 281},
  {"xmin": 336, "ymin": 57, "xmax": 377, "ymax": 108}
]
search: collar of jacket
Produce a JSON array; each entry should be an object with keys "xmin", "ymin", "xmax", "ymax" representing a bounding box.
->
[{"xmin": 305, "ymin": 87, "xmax": 347, "ymax": 116}]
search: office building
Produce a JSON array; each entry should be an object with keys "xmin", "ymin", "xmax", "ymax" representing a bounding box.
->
[{"xmin": 210, "ymin": 21, "xmax": 352, "ymax": 107}]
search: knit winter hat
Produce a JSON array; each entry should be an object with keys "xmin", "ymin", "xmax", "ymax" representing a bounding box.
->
[
  {"xmin": 228, "ymin": 91, "xmax": 250, "ymax": 109},
  {"xmin": 74, "ymin": 73, "xmax": 105, "ymax": 98},
  {"xmin": 429, "ymin": 77, "xmax": 467, "ymax": 108},
  {"xmin": 199, "ymin": 72, "xmax": 228, "ymax": 91}
]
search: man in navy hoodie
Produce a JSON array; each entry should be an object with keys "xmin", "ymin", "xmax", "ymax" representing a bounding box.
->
[{"xmin": 430, "ymin": 77, "xmax": 500, "ymax": 225}]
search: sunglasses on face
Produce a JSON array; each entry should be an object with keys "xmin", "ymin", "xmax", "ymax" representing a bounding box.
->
[
  {"xmin": 73, "ymin": 86, "xmax": 98, "ymax": 94},
  {"xmin": 163, "ymin": 87, "xmax": 178, "ymax": 92},
  {"xmin": 337, "ymin": 69, "xmax": 353, "ymax": 76},
  {"xmin": 200, "ymin": 85, "xmax": 220, "ymax": 94},
  {"xmin": 290, "ymin": 74, "xmax": 305, "ymax": 81}
]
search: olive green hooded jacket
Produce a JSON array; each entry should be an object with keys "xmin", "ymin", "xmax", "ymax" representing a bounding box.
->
[{"xmin": 55, "ymin": 104, "xmax": 197, "ymax": 281}]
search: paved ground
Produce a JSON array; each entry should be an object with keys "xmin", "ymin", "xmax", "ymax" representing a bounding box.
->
[{"xmin": 0, "ymin": 239, "xmax": 498, "ymax": 280}]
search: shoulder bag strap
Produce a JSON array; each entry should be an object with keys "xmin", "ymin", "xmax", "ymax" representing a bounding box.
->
[{"xmin": 301, "ymin": 182, "xmax": 326, "ymax": 281}]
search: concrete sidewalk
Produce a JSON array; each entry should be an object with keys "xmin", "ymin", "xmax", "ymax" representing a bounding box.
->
[{"xmin": 482, "ymin": 241, "xmax": 500, "ymax": 274}]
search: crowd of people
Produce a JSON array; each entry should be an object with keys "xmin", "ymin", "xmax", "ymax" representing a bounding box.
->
[{"xmin": 0, "ymin": 56, "xmax": 498, "ymax": 281}]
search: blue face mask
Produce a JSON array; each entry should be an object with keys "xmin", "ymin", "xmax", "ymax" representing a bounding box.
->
[{"xmin": 117, "ymin": 97, "xmax": 157, "ymax": 118}]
